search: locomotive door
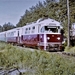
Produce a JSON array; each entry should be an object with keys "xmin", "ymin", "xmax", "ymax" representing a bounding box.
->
[{"xmin": 38, "ymin": 24, "xmax": 47, "ymax": 50}]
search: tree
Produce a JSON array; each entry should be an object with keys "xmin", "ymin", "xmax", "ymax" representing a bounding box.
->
[
  {"xmin": 3, "ymin": 22, "xmax": 16, "ymax": 31},
  {"xmin": 0, "ymin": 25, "xmax": 3, "ymax": 32}
]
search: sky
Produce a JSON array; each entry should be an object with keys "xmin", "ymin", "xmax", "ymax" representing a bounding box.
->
[{"xmin": 0, "ymin": 0, "xmax": 44, "ymax": 26}]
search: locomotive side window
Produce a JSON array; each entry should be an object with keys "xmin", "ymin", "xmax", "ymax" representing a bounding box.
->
[
  {"xmin": 26, "ymin": 28, "xmax": 28, "ymax": 31},
  {"xmin": 28, "ymin": 27, "xmax": 31, "ymax": 33},
  {"xmin": 29, "ymin": 27, "xmax": 31, "ymax": 30},
  {"xmin": 40, "ymin": 27, "xmax": 45, "ymax": 33},
  {"xmin": 32, "ymin": 26, "xmax": 35, "ymax": 33},
  {"xmin": 25, "ymin": 27, "xmax": 31, "ymax": 34},
  {"xmin": 32, "ymin": 26, "xmax": 35, "ymax": 29},
  {"xmin": 25, "ymin": 28, "xmax": 28, "ymax": 34}
]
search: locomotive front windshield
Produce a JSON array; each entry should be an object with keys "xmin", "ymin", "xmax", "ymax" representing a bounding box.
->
[
  {"xmin": 45, "ymin": 26, "xmax": 58, "ymax": 32},
  {"xmin": 40, "ymin": 26, "xmax": 59, "ymax": 33}
]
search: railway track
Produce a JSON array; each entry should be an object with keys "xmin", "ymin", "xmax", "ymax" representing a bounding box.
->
[{"xmin": 57, "ymin": 51, "xmax": 75, "ymax": 57}]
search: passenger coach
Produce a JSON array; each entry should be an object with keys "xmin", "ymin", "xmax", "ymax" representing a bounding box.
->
[
  {"xmin": 6, "ymin": 27, "xmax": 22, "ymax": 45},
  {"xmin": 0, "ymin": 31, "xmax": 6, "ymax": 42}
]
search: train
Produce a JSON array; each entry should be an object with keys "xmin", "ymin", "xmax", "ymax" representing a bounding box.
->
[{"xmin": 0, "ymin": 18, "xmax": 64, "ymax": 51}]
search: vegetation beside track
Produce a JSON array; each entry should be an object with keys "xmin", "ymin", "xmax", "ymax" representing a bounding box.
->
[
  {"xmin": 64, "ymin": 46, "xmax": 75, "ymax": 53},
  {"xmin": 0, "ymin": 42, "xmax": 75, "ymax": 75}
]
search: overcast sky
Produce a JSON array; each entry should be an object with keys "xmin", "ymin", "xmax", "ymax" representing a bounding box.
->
[{"xmin": 0, "ymin": 0, "xmax": 44, "ymax": 26}]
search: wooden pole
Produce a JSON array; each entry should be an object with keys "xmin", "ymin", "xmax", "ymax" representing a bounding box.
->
[{"xmin": 67, "ymin": 0, "xmax": 70, "ymax": 46}]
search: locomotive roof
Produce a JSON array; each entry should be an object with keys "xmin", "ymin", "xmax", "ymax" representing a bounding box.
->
[
  {"xmin": 37, "ymin": 18, "xmax": 60, "ymax": 25},
  {"xmin": 22, "ymin": 18, "xmax": 63, "ymax": 29},
  {"xmin": 37, "ymin": 18, "xmax": 63, "ymax": 28}
]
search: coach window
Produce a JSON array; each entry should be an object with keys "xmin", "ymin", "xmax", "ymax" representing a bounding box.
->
[
  {"xmin": 9, "ymin": 33, "xmax": 11, "ymax": 37},
  {"xmin": 11, "ymin": 32, "xmax": 14, "ymax": 36}
]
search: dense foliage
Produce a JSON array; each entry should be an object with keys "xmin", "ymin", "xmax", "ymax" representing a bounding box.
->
[{"xmin": 0, "ymin": 42, "xmax": 75, "ymax": 75}]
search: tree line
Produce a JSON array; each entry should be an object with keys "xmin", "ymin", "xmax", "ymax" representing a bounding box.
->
[{"xmin": 0, "ymin": 22, "xmax": 16, "ymax": 32}]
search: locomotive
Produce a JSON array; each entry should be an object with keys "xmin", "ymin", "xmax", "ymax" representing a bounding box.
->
[{"xmin": 0, "ymin": 18, "xmax": 64, "ymax": 51}]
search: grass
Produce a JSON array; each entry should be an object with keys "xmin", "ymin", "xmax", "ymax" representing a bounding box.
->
[{"xmin": 0, "ymin": 42, "xmax": 75, "ymax": 75}]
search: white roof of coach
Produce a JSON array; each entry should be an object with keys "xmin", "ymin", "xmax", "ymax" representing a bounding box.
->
[
  {"xmin": 0, "ymin": 31, "xmax": 6, "ymax": 34},
  {"xmin": 6, "ymin": 27, "xmax": 21, "ymax": 32}
]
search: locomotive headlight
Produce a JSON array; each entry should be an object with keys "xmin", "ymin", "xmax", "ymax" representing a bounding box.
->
[
  {"xmin": 57, "ymin": 37, "xmax": 60, "ymax": 40},
  {"xmin": 47, "ymin": 37, "xmax": 50, "ymax": 40}
]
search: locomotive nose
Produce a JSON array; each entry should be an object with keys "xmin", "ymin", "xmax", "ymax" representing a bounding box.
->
[
  {"xmin": 46, "ymin": 34, "xmax": 62, "ymax": 51},
  {"xmin": 46, "ymin": 34, "xmax": 61, "ymax": 42}
]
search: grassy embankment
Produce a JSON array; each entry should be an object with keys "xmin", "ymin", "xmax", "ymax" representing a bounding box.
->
[{"xmin": 0, "ymin": 42, "xmax": 75, "ymax": 75}]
